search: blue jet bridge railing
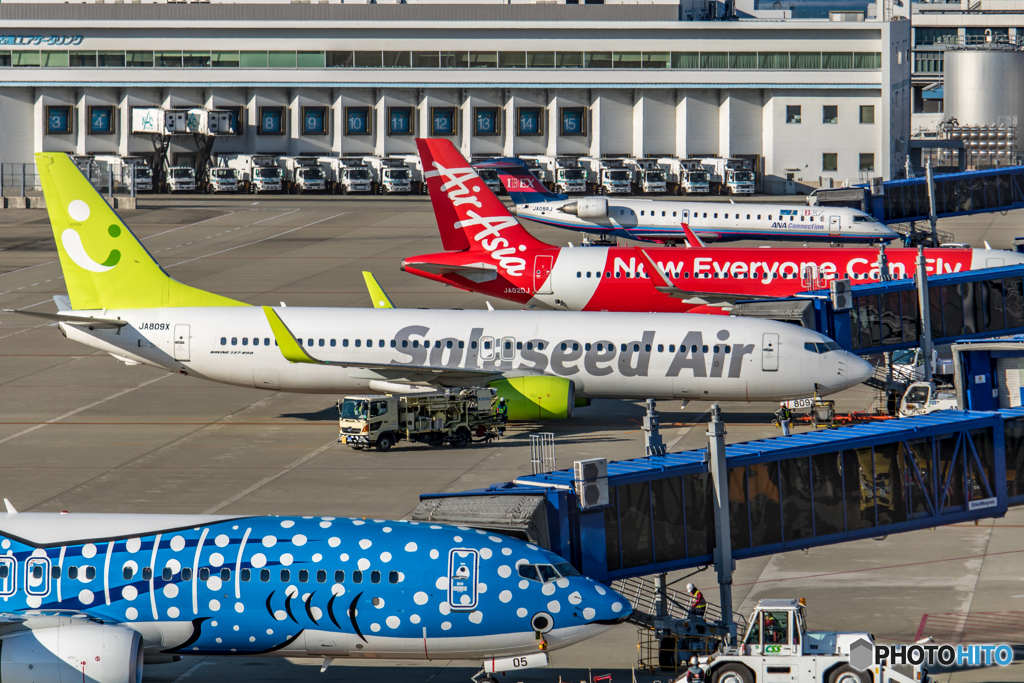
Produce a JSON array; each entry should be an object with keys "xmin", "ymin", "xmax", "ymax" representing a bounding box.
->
[{"xmin": 420, "ymin": 409, "xmax": 1023, "ymax": 584}]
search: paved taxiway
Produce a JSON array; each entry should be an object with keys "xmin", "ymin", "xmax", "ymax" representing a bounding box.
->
[{"xmin": 0, "ymin": 196, "xmax": 1022, "ymax": 683}]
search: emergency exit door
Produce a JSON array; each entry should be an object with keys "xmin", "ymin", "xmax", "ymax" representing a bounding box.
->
[
  {"xmin": 762, "ymin": 333, "xmax": 779, "ymax": 371},
  {"xmin": 829, "ymin": 215, "xmax": 840, "ymax": 236},
  {"xmin": 173, "ymin": 324, "xmax": 191, "ymax": 362},
  {"xmin": 534, "ymin": 255, "xmax": 554, "ymax": 295}
]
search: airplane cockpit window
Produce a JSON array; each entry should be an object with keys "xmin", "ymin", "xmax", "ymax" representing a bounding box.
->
[
  {"xmin": 803, "ymin": 342, "xmax": 842, "ymax": 354},
  {"xmin": 517, "ymin": 564, "xmax": 541, "ymax": 582},
  {"xmin": 518, "ymin": 563, "xmax": 578, "ymax": 583}
]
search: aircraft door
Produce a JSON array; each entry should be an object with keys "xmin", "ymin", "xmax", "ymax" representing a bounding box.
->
[
  {"xmin": 534, "ymin": 255, "xmax": 554, "ymax": 295},
  {"xmin": 173, "ymin": 324, "xmax": 191, "ymax": 361},
  {"xmin": 480, "ymin": 336, "xmax": 496, "ymax": 361},
  {"xmin": 0, "ymin": 557, "xmax": 15, "ymax": 596},
  {"xmin": 829, "ymin": 215, "xmax": 840, "ymax": 235},
  {"xmin": 762, "ymin": 333, "xmax": 779, "ymax": 371},
  {"xmin": 25, "ymin": 556, "xmax": 51, "ymax": 597},
  {"xmin": 800, "ymin": 264, "xmax": 825, "ymax": 291},
  {"xmin": 500, "ymin": 337, "xmax": 516, "ymax": 361},
  {"xmin": 447, "ymin": 548, "xmax": 479, "ymax": 610}
]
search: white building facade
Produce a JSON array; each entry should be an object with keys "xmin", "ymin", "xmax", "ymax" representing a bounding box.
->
[{"xmin": 0, "ymin": 4, "xmax": 911, "ymax": 191}]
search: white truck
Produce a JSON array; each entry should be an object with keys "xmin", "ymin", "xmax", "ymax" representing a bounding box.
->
[
  {"xmin": 93, "ymin": 155, "xmax": 153, "ymax": 193},
  {"xmin": 277, "ymin": 156, "xmax": 327, "ymax": 194},
  {"xmin": 216, "ymin": 154, "xmax": 283, "ymax": 194},
  {"xmin": 337, "ymin": 388, "xmax": 502, "ymax": 451},
  {"xmin": 657, "ymin": 158, "xmax": 711, "ymax": 195},
  {"xmin": 362, "ymin": 156, "xmax": 413, "ymax": 194},
  {"xmin": 164, "ymin": 165, "xmax": 196, "ymax": 193},
  {"xmin": 394, "ymin": 154, "xmax": 429, "ymax": 194},
  {"xmin": 685, "ymin": 599, "xmax": 927, "ymax": 683},
  {"xmin": 624, "ymin": 158, "xmax": 668, "ymax": 195},
  {"xmin": 898, "ymin": 381, "xmax": 958, "ymax": 417},
  {"xmin": 318, "ymin": 156, "xmax": 373, "ymax": 195},
  {"xmin": 580, "ymin": 157, "xmax": 633, "ymax": 195},
  {"xmin": 206, "ymin": 167, "xmax": 239, "ymax": 193},
  {"xmin": 521, "ymin": 155, "xmax": 588, "ymax": 194},
  {"xmin": 699, "ymin": 158, "xmax": 756, "ymax": 195}
]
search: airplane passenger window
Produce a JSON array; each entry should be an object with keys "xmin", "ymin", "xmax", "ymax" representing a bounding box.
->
[
  {"xmin": 372, "ymin": 597, "xmax": 382, "ymax": 606},
  {"xmin": 371, "ymin": 570, "xmax": 381, "ymax": 584},
  {"xmin": 402, "ymin": 340, "xmax": 408, "ymax": 348},
  {"xmin": 252, "ymin": 338, "xmax": 259, "ymax": 346},
  {"xmin": 702, "ymin": 345, "xmax": 709, "ymax": 353},
  {"xmin": 199, "ymin": 568, "xmax": 210, "ymax": 581},
  {"xmin": 691, "ymin": 345, "xmax": 698, "ymax": 353},
  {"xmin": 703, "ymin": 213, "xmax": 707, "ymax": 218},
  {"xmin": 586, "ymin": 272, "xmax": 591, "ymax": 278},
  {"xmin": 714, "ymin": 213, "xmax": 718, "ymax": 219},
  {"xmin": 50, "ymin": 566, "xmax": 60, "ymax": 580},
  {"xmin": 320, "ymin": 339, "xmax": 325, "ymax": 347},
  {"xmin": 124, "ymin": 566, "xmax": 134, "ymax": 580},
  {"xmin": 577, "ymin": 272, "xmax": 581, "ymax": 278},
  {"xmin": 658, "ymin": 344, "xmax": 664, "ymax": 352},
  {"xmin": 265, "ymin": 338, "xmax": 271, "ymax": 346},
  {"xmin": 620, "ymin": 343, "xmax": 627, "ymax": 352},
  {"xmin": 67, "ymin": 566, "xmax": 77, "ymax": 580},
  {"xmin": 260, "ymin": 569, "xmax": 270, "ymax": 582},
  {"xmin": 335, "ymin": 570, "xmax": 345, "ymax": 583},
  {"xmin": 242, "ymin": 338, "xmax": 248, "ymax": 346},
  {"xmin": 538, "ymin": 342, "xmax": 544, "ymax": 350},
  {"xmin": 527, "ymin": 342, "xmax": 533, "ymax": 350},
  {"xmin": 714, "ymin": 346, "xmax": 720, "ymax": 353},
  {"xmin": 606, "ymin": 271, "xmax": 611, "ymax": 277},
  {"xmin": 645, "ymin": 344, "xmax": 651, "ymax": 352},
  {"xmin": 240, "ymin": 568, "xmax": 250, "ymax": 582},
  {"xmin": 673, "ymin": 212, "xmax": 677, "ymax": 217},
  {"xmin": 640, "ymin": 211, "xmax": 644, "ymax": 216},
  {"xmin": 181, "ymin": 568, "xmax": 192, "ymax": 581},
  {"xmin": 725, "ymin": 345, "xmax": 731, "ymax": 353},
  {"xmin": 231, "ymin": 338, "xmax": 237, "ymax": 346},
  {"xmin": 389, "ymin": 571, "xmax": 400, "ymax": 584},
  {"xmin": 572, "ymin": 343, "xmax": 580, "ymax": 351},
  {"xmin": 330, "ymin": 339, "xmax": 336, "ymax": 347},
  {"xmin": 366, "ymin": 340, "xmax": 372, "ymax": 348},
  {"xmin": 219, "ymin": 568, "xmax": 230, "ymax": 581},
  {"xmin": 413, "ymin": 340, "xmax": 420, "ymax": 348},
  {"xmin": 458, "ymin": 341, "xmax": 465, "ymax": 349},
  {"xmin": 143, "ymin": 567, "xmax": 152, "ymax": 580},
  {"xmin": 353, "ymin": 570, "xmax": 363, "ymax": 584},
  {"xmin": 758, "ymin": 215, "xmax": 761, "ymax": 219},
  {"xmin": 446, "ymin": 340, "xmax": 453, "ymax": 349},
  {"xmin": 317, "ymin": 570, "xmax": 327, "ymax": 583},
  {"xmin": 484, "ymin": 340, "xmax": 491, "ymax": 349},
  {"xmin": 355, "ymin": 339, "xmax": 361, "ymax": 347},
  {"xmin": 470, "ymin": 341, "xmax": 477, "ymax": 349},
  {"xmin": 504, "ymin": 341, "xmax": 512, "ymax": 350},
  {"xmin": 662, "ymin": 211, "xmax": 666, "ymax": 217},
  {"xmin": 307, "ymin": 339, "xmax": 313, "ymax": 346},
  {"xmin": 669, "ymin": 344, "xmax": 676, "ymax": 352},
  {"xmin": 220, "ymin": 337, "xmax": 226, "ymax": 346},
  {"xmin": 516, "ymin": 341, "xmax": 523, "ymax": 350},
  {"xmin": 585, "ymin": 343, "xmax": 592, "ymax": 351},
  {"xmin": 343, "ymin": 339, "xmax": 349, "ymax": 347},
  {"xmin": 299, "ymin": 570, "xmax": 309, "ymax": 583},
  {"xmin": 162, "ymin": 567, "xmax": 172, "ymax": 581},
  {"xmin": 391, "ymin": 340, "xmax": 397, "ymax": 348},
  {"xmin": 280, "ymin": 569, "xmax": 290, "ymax": 582}
]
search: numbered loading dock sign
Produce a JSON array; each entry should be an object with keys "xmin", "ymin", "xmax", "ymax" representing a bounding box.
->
[{"xmin": 447, "ymin": 548, "xmax": 479, "ymax": 611}]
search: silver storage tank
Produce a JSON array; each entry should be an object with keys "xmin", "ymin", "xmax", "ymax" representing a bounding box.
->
[{"xmin": 945, "ymin": 49, "xmax": 1024, "ymax": 126}]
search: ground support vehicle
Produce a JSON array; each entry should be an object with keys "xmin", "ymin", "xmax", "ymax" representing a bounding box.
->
[
  {"xmin": 580, "ymin": 157, "xmax": 632, "ymax": 195},
  {"xmin": 522, "ymin": 155, "xmax": 587, "ymax": 194},
  {"xmin": 277, "ymin": 156, "xmax": 327, "ymax": 194},
  {"xmin": 692, "ymin": 599, "xmax": 927, "ymax": 683},
  {"xmin": 94, "ymin": 155, "xmax": 154, "ymax": 193},
  {"xmin": 216, "ymin": 154, "xmax": 282, "ymax": 193},
  {"xmin": 363, "ymin": 156, "xmax": 413, "ymax": 194},
  {"xmin": 899, "ymin": 381, "xmax": 957, "ymax": 417},
  {"xmin": 319, "ymin": 157, "xmax": 373, "ymax": 194},
  {"xmin": 699, "ymin": 158, "xmax": 756, "ymax": 195},
  {"xmin": 206, "ymin": 167, "xmax": 239, "ymax": 193},
  {"xmin": 657, "ymin": 158, "xmax": 711, "ymax": 195},
  {"xmin": 625, "ymin": 158, "xmax": 668, "ymax": 194},
  {"xmin": 164, "ymin": 165, "xmax": 196, "ymax": 193},
  {"xmin": 337, "ymin": 388, "xmax": 502, "ymax": 451},
  {"xmin": 395, "ymin": 154, "xmax": 429, "ymax": 194}
]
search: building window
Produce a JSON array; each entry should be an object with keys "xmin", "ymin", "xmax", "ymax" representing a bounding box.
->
[
  {"xmin": 388, "ymin": 106, "xmax": 414, "ymax": 136},
  {"xmin": 382, "ymin": 51, "xmax": 409, "ymax": 68},
  {"xmin": 560, "ymin": 107, "xmax": 587, "ymax": 136},
  {"xmin": 154, "ymin": 51, "xmax": 182, "ymax": 68},
  {"xmin": 474, "ymin": 107, "xmax": 500, "ymax": 136},
  {"xmin": 302, "ymin": 106, "xmax": 328, "ymax": 136},
  {"xmin": 822, "ymin": 105, "xmax": 838, "ymax": 124},
  {"xmin": 70, "ymin": 51, "xmax": 97, "ymax": 68},
  {"xmin": 46, "ymin": 105, "xmax": 73, "ymax": 134},
  {"xmin": 430, "ymin": 107, "xmax": 457, "ymax": 136},
  {"xmin": 759, "ymin": 52, "xmax": 788, "ymax": 69},
  {"xmin": 859, "ymin": 153, "xmax": 875, "ymax": 172},
  {"xmin": 355, "ymin": 51, "xmax": 383, "ymax": 68},
  {"xmin": 700, "ymin": 52, "xmax": 728, "ymax": 69},
  {"xmin": 213, "ymin": 51, "xmax": 240, "ymax": 68},
  {"xmin": 89, "ymin": 105, "xmax": 114, "ymax": 134},
  {"xmin": 643, "ymin": 52, "xmax": 669, "ymax": 69},
  {"xmin": 126, "ymin": 51, "xmax": 153, "ymax": 68},
  {"xmin": 786, "ymin": 105, "xmax": 802, "ymax": 124},
  {"xmin": 613, "ymin": 52, "xmax": 642, "ymax": 69},
  {"xmin": 257, "ymin": 106, "xmax": 285, "ymax": 135},
  {"xmin": 530, "ymin": 52, "xmax": 556, "ymax": 68},
  {"xmin": 584, "ymin": 52, "xmax": 612, "ymax": 68},
  {"xmin": 860, "ymin": 105, "xmax": 875, "ymax": 124},
  {"xmin": 516, "ymin": 107, "xmax": 544, "ymax": 136},
  {"xmin": 411, "ymin": 51, "xmax": 439, "ymax": 68},
  {"xmin": 823, "ymin": 153, "xmax": 838, "ymax": 172},
  {"xmin": 470, "ymin": 51, "xmax": 497, "ymax": 68},
  {"xmin": 345, "ymin": 106, "xmax": 371, "ymax": 136}
]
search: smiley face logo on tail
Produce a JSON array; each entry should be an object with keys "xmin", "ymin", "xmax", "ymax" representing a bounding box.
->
[{"xmin": 61, "ymin": 200, "xmax": 121, "ymax": 273}]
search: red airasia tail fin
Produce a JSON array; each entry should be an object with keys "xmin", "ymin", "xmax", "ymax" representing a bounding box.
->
[{"xmin": 416, "ymin": 138, "xmax": 548, "ymax": 253}]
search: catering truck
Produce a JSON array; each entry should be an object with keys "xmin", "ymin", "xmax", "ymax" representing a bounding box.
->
[
  {"xmin": 521, "ymin": 155, "xmax": 588, "ymax": 194},
  {"xmin": 362, "ymin": 156, "xmax": 413, "ymax": 194},
  {"xmin": 624, "ymin": 158, "xmax": 669, "ymax": 194},
  {"xmin": 580, "ymin": 157, "xmax": 632, "ymax": 195},
  {"xmin": 700, "ymin": 157, "xmax": 756, "ymax": 195},
  {"xmin": 93, "ymin": 155, "xmax": 154, "ymax": 192},
  {"xmin": 277, "ymin": 156, "xmax": 327, "ymax": 194},
  {"xmin": 215, "ymin": 154, "xmax": 283, "ymax": 193},
  {"xmin": 205, "ymin": 167, "xmax": 239, "ymax": 193},
  {"xmin": 656, "ymin": 158, "xmax": 711, "ymax": 195},
  {"xmin": 318, "ymin": 156, "xmax": 373, "ymax": 194},
  {"xmin": 163, "ymin": 164, "xmax": 196, "ymax": 193},
  {"xmin": 337, "ymin": 388, "xmax": 502, "ymax": 451},
  {"xmin": 686, "ymin": 599, "xmax": 927, "ymax": 683}
]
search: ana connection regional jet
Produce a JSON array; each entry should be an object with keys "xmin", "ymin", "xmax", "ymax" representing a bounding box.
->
[
  {"xmin": 475, "ymin": 159, "xmax": 900, "ymax": 245},
  {"xmin": 404, "ymin": 154, "xmax": 1023, "ymax": 312},
  {"xmin": 7, "ymin": 145, "xmax": 872, "ymax": 420},
  {"xmin": 0, "ymin": 505, "xmax": 628, "ymax": 683}
]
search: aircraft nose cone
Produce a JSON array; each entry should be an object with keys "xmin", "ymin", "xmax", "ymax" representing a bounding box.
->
[
  {"xmin": 844, "ymin": 354, "xmax": 874, "ymax": 386},
  {"xmin": 585, "ymin": 583, "xmax": 632, "ymax": 625}
]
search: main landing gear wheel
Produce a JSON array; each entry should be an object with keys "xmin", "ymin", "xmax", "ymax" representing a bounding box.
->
[{"xmin": 711, "ymin": 664, "xmax": 754, "ymax": 683}]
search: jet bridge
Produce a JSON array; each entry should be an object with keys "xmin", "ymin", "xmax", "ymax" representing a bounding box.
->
[{"xmin": 416, "ymin": 409, "xmax": 1021, "ymax": 585}]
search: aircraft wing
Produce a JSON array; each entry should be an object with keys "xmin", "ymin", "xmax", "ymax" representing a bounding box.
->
[
  {"xmin": 401, "ymin": 261, "xmax": 498, "ymax": 283},
  {"xmin": 263, "ymin": 307, "xmax": 503, "ymax": 381},
  {"xmin": 634, "ymin": 249, "xmax": 740, "ymax": 306},
  {"xmin": 1, "ymin": 309, "xmax": 129, "ymax": 329}
]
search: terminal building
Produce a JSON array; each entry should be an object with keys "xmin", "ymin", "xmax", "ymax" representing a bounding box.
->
[{"xmin": 0, "ymin": 2, "xmax": 910, "ymax": 192}]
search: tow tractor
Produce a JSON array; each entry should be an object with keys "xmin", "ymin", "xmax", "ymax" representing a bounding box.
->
[
  {"xmin": 684, "ymin": 599, "xmax": 928, "ymax": 683},
  {"xmin": 337, "ymin": 388, "xmax": 503, "ymax": 451},
  {"xmin": 898, "ymin": 381, "xmax": 957, "ymax": 417}
]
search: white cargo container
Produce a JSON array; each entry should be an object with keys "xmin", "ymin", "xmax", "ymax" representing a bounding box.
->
[{"xmin": 131, "ymin": 108, "xmax": 189, "ymax": 135}]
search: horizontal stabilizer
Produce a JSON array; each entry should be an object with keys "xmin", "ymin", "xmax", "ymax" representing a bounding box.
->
[
  {"xmin": 1, "ymin": 309, "xmax": 128, "ymax": 329},
  {"xmin": 403, "ymin": 261, "xmax": 498, "ymax": 283}
]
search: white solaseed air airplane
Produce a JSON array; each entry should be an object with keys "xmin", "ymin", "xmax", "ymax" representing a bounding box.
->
[{"xmin": 7, "ymin": 142, "xmax": 873, "ymax": 420}]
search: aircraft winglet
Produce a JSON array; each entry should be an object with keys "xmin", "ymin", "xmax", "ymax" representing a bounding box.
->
[
  {"xmin": 263, "ymin": 306, "xmax": 319, "ymax": 364},
  {"xmin": 682, "ymin": 224, "xmax": 706, "ymax": 249},
  {"xmin": 362, "ymin": 272, "xmax": 395, "ymax": 309},
  {"xmin": 4, "ymin": 499, "xmax": 17, "ymax": 515},
  {"xmin": 635, "ymin": 248, "xmax": 673, "ymax": 289}
]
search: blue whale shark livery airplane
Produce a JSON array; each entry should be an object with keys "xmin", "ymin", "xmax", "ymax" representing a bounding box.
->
[{"xmin": 0, "ymin": 507, "xmax": 628, "ymax": 683}]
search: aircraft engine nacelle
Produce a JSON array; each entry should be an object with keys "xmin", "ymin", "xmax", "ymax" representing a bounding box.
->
[
  {"xmin": 1, "ymin": 620, "xmax": 143, "ymax": 683},
  {"xmin": 559, "ymin": 197, "xmax": 607, "ymax": 219},
  {"xmin": 490, "ymin": 377, "xmax": 575, "ymax": 420}
]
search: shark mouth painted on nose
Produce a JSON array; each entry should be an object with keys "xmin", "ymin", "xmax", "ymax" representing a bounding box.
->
[{"xmin": 61, "ymin": 229, "xmax": 120, "ymax": 273}]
